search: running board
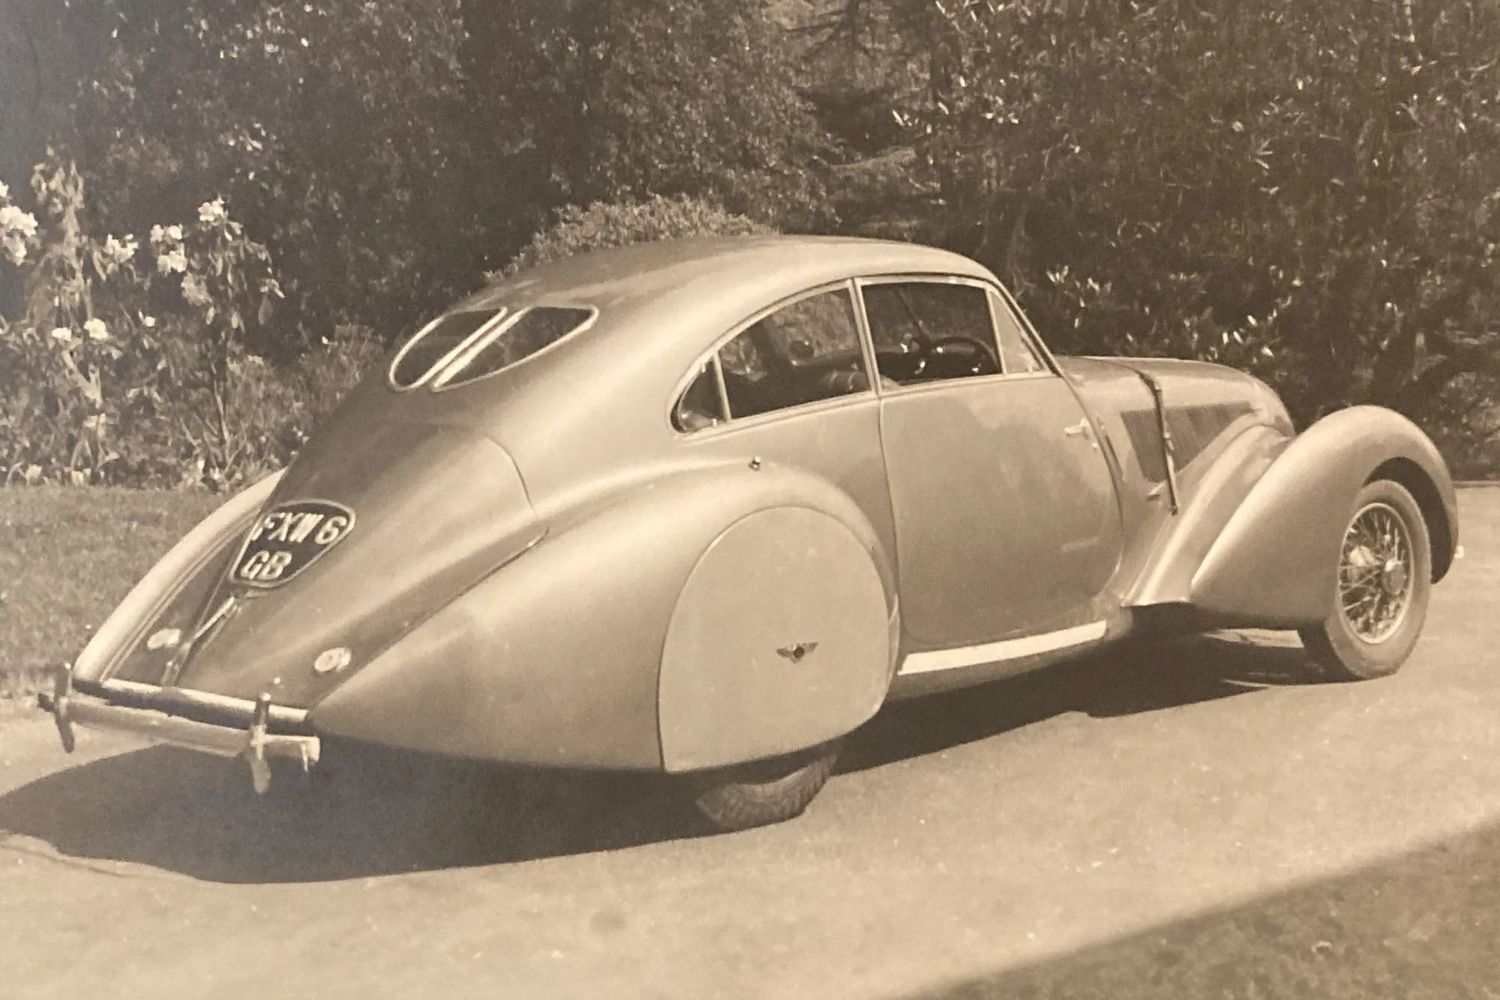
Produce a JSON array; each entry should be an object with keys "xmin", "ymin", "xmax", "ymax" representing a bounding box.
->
[{"xmin": 897, "ymin": 620, "xmax": 1109, "ymax": 676}]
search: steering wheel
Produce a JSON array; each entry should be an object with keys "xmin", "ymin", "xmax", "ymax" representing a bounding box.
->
[{"xmin": 919, "ymin": 335, "xmax": 1000, "ymax": 377}]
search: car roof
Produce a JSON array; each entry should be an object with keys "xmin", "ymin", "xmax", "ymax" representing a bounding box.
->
[{"xmin": 365, "ymin": 236, "xmax": 1005, "ymax": 487}]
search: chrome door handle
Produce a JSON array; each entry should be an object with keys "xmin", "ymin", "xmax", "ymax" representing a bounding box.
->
[{"xmin": 1063, "ymin": 419, "xmax": 1091, "ymax": 438}]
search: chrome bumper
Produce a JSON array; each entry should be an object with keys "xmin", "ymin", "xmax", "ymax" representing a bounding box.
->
[{"xmin": 39, "ymin": 666, "xmax": 320, "ymax": 794}]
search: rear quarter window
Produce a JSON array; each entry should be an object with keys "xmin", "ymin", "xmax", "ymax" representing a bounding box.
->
[
  {"xmin": 435, "ymin": 306, "xmax": 596, "ymax": 388},
  {"xmin": 388, "ymin": 309, "xmax": 504, "ymax": 388}
]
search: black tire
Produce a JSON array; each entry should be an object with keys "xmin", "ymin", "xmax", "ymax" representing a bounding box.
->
[
  {"xmin": 1299, "ymin": 479, "xmax": 1431, "ymax": 681},
  {"xmin": 689, "ymin": 741, "xmax": 840, "ymax": 832}
]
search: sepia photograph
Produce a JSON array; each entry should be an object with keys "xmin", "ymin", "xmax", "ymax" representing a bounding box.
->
[{"xmin": 1, "ymin": 0, "xmax": 1497, "ymax": 996}]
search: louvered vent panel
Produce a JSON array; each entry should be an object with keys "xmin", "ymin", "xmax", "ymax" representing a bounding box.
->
[{"xmin": 1119, "ymin": 402, "xmax": 1254, "ymax": 482}]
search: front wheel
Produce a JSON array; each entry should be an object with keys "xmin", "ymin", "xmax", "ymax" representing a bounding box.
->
[
  {"xmin": 1299, "ymin": 479, "xmax": 1431, "ymax": 681},
  {"xmin": 689, "ymin": 741, "xmax": 841, "ymax": 832}
]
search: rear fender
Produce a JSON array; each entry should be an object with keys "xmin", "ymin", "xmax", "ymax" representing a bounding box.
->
[
  {"xmin": 1186, "ymin": 406, "xmax": 1457, "ymax": 627},
  {"xmin": 658, "ymin": 503, "xmax": 891, "ymax": 772},
  {"xmin": 308, "ymin": 458, "xmax": 895, "ymax": 770}
]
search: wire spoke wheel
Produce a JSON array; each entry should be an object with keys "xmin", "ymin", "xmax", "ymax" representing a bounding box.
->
[
  {"xmin": 1337, "ymin": 502, "xmax": 1413, "ymax": 643},
  {"xmin": 1300, "ymin": 479, "xmax": 1431, "ymax": 681}
]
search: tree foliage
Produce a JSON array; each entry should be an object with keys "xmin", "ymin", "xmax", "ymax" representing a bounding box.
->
[
  {"xmin": 822, "ymin": 0, "xmax": 1499, "ymax": 453},
  {"xmin": 460, "ymin": 0, "xmax": 832, "ymax": 230},
  {"xmin": 51, "ymin": 0, "xmax": 483, "ymax": 340},
  {"xmin": 2, "ymin": 0, "xmax": 1497, "ymax": 479}
]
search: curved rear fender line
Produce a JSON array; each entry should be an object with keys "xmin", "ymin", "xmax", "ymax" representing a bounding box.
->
[
  {"xmin": 73, "ymin": 471, "xmax": 283, "ymax": 684},
  {"xmin": 1188, "ymin": 406, "xmax": 1457, "ymax": 627},
  {"xmin": 657, "ymin": 505, "xmax": 893, "ymax": 773},
  {"xmin": 308, "ymin": 460, "xmax": 893, "ymax": 770}
]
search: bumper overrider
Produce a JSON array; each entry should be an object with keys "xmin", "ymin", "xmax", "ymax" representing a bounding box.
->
[{"xmin": 38, "ymin": 664, "xmax": 320, "ymax": 794}]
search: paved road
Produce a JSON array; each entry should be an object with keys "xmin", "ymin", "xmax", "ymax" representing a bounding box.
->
[{"xmin": 3, "ymin": 490, "xmax": 1497, "ymax": 999}]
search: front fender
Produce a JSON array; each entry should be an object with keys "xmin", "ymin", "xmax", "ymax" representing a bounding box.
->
[
  {"xmin": 308, "ymin": 457, "xmax": 895, "ymax": 770},
  {"xmin": 1187, "ymin": 406, "xmax": 1457, "ymax": 627}
]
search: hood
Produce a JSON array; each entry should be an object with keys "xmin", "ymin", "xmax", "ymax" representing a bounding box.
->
[
  {"xmin": 112, "ymin": 420, "xmax": 543, "ymax": 708},
  {"xmin": 1057, "ymin": 355, "xmax": 1292, "ymax": 486},
  {"xmin": 1061, "ymin": 356, "xmax": 1288, "ymax": 426}
]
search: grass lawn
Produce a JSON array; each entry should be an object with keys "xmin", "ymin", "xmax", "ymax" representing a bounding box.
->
[{"xmin": 0, "ymin": 487, "xmax": 219, "ymax": 708}]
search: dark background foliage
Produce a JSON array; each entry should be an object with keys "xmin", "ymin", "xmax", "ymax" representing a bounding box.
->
[{"xmin": 1, "ymin": 0, "xmax": 1496, "ymax": 483}]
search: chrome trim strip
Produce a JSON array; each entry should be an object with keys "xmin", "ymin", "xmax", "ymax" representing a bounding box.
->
[
  {"xmin": 98, "ymin": 679, "xmax": 310, "ymax": 727},
  {"xmin": 898, "ymin": 620, "xmax": 1108, "ymax": 676}
]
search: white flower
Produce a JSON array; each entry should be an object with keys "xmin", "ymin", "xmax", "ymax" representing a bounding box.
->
[
  {"xmin": 103, "ymin": 234, "xmax": 138, "ymax": 266},
  {"xmin": 84, "ymin": 317, "xmax": 109, "ymax": 341},
  {"xmin": 180, "ymin": 271, "xmax": 211, "ymax": 307},
  {"xmin": 150, "ymin": 224, "xmax": 165, "ymax": 244},
  {"xmin": 166, "ymin": 224, "xmax": 184, "ymax": 242},
  {"xmin": 49, "ymin": 326, "xmax": 73, "ymax": 344},
  {"xmin": 157, "ymin": 248, "xmax": 188, "ymax": 275},
  {"xmin": 1, "ymin": 205, "xmax": 37, "ymax": 264},
  {"xmin": 141, "ymin": 314, "xmax": 157, "ymax": 328},
  {"xmin": 0, "ymin": 204, "xmax": 38, "ymax": 238},
  {"xmin": 0, "ymin": 181, "xmax": 8, "ymax": 200},
  {"xmin": 197, "ymin": 198, "xmax": 227, "ymax": 226}
]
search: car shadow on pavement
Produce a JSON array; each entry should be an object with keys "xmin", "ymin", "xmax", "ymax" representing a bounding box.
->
[
  {"xmin": 838, "ymin": 631, "xmax": 1315, "ymax": 774},
  {"xmin": 0, "ymin": 632, "xmax": 1311, "ymax": 884},
  {"xmin": 0, "ymin": 742, "xmax": 705, "ymax": 883}
]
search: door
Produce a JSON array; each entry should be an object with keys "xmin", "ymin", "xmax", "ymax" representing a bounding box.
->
[{"xmin": 861, "ymin": 278, "xmax": 1123, "ymax": 648}]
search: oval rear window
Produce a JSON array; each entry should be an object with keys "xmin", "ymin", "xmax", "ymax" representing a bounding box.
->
[
  {"xmin": 389, "ymin": 309, "xmax": 504, "ymax": 388},
  {"xmin": 435, "ymin": 306, "xmax": 595, "ymax": 387}
]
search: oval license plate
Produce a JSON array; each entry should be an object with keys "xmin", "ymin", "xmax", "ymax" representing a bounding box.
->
[{"xmin": 232, "ymin": 500, "xmax": 355, "ymax": 589}]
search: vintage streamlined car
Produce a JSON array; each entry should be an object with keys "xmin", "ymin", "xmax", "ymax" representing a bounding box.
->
[{"xmin": 41, "ymin": 236, "xmax": 1458, "ymax": 830}]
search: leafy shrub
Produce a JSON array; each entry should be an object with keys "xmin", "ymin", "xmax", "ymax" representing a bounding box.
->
[
  {"xmin": 852, "ymin": 0, "xmax": 1499, "ymax": 470},
  {"xmin": 1, "ymin": 158, "xmax": 172, "ymax": 484},
  {"xmin": 498, "ymin": 195, "xmax": 775, "ymax": 278},
  {"xmin": 0, "ymin": 153, "xmax": 377, "ymax": 488}
]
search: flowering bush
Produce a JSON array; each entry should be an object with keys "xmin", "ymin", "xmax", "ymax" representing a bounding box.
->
[
  {"xmin": 0, "ymin": 153, "xmax": 370, "ymax": 488},
  {"xmin": 0, "ymin": 184, "xmax": 39, "ymax": 266},
  {"xmin": 0, "ymin": 160, "xmax": 155, "ymax": 483}
]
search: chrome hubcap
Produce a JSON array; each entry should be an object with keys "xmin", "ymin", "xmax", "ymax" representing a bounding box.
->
[{"xmin": 1338, "ymin": 502, "xmax": 1413, "ymax": 643}]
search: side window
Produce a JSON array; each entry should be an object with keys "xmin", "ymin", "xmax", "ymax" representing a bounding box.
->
[
  {"xmin": 755, "ymin": 291, "xmax": 860, "ymax": 367},
  {"xmin": 861, "ymin": 282, "xmax": 1001, "ymax": 385},
  {"xmin": 988, "ymin": 291, "xmax": 1047, "ymax": 374},
  {"xmin": 719, "ymin": 287, "xmax": 868, "ymax": 419},
  {"xmin": 674, "ymin": 360, "xmax": 726, "ymax": 432},
  {"xmin": 674, "ymin": 286, "xmax": 870, "ymax": 430}
]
